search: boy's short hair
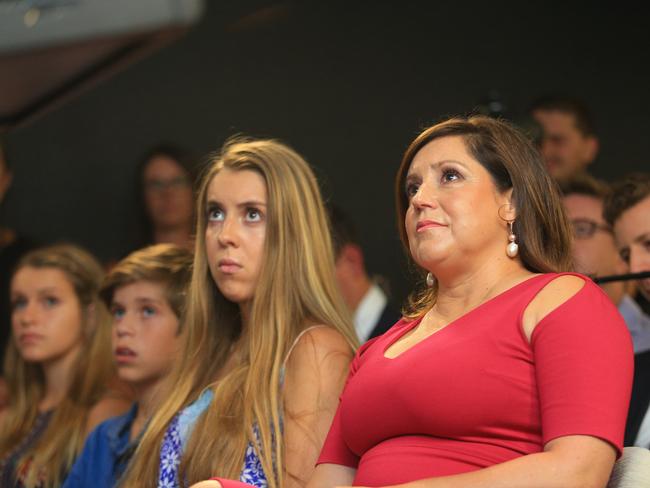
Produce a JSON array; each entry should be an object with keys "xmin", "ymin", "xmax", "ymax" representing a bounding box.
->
[
  {"xmin": 100, "ymin": 244, "xmax": 193, "ymax": 318},
  {"xmin": 604, "ymin": 173, "xmax": 650, "ymax": 227}
]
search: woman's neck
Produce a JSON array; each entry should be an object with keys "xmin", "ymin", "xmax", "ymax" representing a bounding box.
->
[
  {"xmin": 239, "ymin": 302, "xmax": 251, "ymax": 329},
  {"xmin": 39, "ymin": 345, "xmax": 81, "ymax": 412},
  {"xmin": 431, "ymin": 256, "xmax": 531, "ymax": 325}
]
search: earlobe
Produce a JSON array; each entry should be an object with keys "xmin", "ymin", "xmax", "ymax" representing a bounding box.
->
[
  {"xmin": 498, "ymin": 200, "xmax": 517, "ymax": 222},
  {"xmin": 339, "ymin": 243, "xmax": 365, "ymax": 275}
]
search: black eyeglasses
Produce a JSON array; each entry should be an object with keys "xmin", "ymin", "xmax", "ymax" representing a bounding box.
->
[{"xmin": 570, "ymin": 218, "xmax": 612, "ymax": 239}]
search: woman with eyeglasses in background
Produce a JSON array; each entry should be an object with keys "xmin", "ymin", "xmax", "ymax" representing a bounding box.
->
[{"xmin": 136, "ymin": 144, "xmax": 197, "ymax": 253}]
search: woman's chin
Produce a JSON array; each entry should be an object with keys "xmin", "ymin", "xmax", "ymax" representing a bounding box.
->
[{"xmin": 412, "ymin": 251, "xmax": 450, "ymax": 273}]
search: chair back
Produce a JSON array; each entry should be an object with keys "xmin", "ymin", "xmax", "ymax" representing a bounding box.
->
[{"xmin": 607, "ymin": 447, "xmax": 650, "ymax": 488}]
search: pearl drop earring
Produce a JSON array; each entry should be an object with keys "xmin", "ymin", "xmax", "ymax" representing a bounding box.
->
[
  {"xmin": 506, "ymin": 221, "xmax": 519, "ymax": 258},
  {"xmin": 426, "ymin": 272, "xmax": 435, "ymax": 287}
]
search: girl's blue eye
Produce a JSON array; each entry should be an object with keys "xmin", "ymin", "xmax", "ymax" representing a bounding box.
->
[
  {"xmin": 44, "ymin": 296, "xmax": 59, "ymax": 308},
  {"xmin": 12, "ymin": 297, "xmax": 27, "ymax": 311},
  {"xmin": 246, "ymin": 208, "xmax": 262, "ymax": 222},
  {"xmin": 142, "ymin": 306, "xmax": 156, "ymax": 318},
  {"xmin": 111, "ymin": 307, "xmax": 125, "ymax": 320},
  {"xmin": 208, "ymin": 207, "xmax": 224, "ymax": 222}
]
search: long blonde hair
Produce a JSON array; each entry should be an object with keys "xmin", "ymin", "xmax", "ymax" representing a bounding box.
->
[
  {"xmin": 0, "ymin": 244, "xmax": 114, "ymax": 488},
  {"xmin": 123, "ymin": 138, "xmax": 357, "ymax": 487}
]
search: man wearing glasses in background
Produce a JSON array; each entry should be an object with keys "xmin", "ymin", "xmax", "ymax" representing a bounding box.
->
[{"xmin": 561, "ymin": 172, "xmax": 650, "ymax": 448}]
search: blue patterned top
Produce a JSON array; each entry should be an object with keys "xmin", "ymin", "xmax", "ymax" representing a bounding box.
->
[{"xmin": 157, "ymin": 389, "xmax": 268, "ymax": 488}]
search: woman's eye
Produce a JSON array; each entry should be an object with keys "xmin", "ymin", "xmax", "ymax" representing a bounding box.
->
[
  {"xmin": 44, "ymin": 296, "xmax": 59, "ymax": 307},
  {"xmin": 406, "ymin": 182, "xmax": 420, "ymax": 199},
  {"xmin": 246, "ymin": 208, "xmax": 262, "ymax": 222},
  {"xmin": 111, "ymin": 306, "xmax": 125, "ymax": 320},
  {"xmin": 441, "ymin": 169, "xmax": 461, "ymax": 183},
  {"xmin": 142, "ymin": 306, "xmax": 156, "ymax": 318},
  {"xmin": 11, "ymin": 297, "xmax": 27, "ymax": 311},
  {"xmin": 207, "ymin": 207, "xmax": 224, "ymax": 222}
]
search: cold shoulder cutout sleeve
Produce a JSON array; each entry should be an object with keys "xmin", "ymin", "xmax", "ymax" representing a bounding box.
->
[{"xmin": 530, "ymin": 278, "xmax": 634, "ymax": 455}]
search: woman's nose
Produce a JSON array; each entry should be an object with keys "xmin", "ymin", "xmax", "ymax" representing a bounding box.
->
[
  {"xmin": 411, "ymin": 181, "xmax": 437, "ymax": 210},
  {"xmin": 217, "ymin": 216, "xmax": 239, "ymax": 247}
]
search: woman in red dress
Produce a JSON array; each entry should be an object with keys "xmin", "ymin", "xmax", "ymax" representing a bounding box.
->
[{"xmin": 307, "ymin": 115, "xmax": 634, "ymax": 488}]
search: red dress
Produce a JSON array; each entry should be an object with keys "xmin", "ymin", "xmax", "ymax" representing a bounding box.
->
[{"xmin": 317, "ymin": 273, "xmax": 634, "ymax": 486}]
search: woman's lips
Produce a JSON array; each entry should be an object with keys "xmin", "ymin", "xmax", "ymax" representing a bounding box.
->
[
  {"xmin": 18, "ymin": 333, "xmax": 42, "ymax": 345},
  {"xmin": 218, "ymin": 258, "xmax": 242, "ymax": 274},
  {"xmin": 416, "ymin": 220, "xmax": 446, "ymax": 232}
]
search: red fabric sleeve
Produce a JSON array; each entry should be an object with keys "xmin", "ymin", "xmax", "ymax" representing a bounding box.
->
[
  {"xmin": 531, "ymin": 279, "xmax": 634, "ymax": 456},
  {"xmin": 316, "ymin": 399, "xmax": 359, "ymax": 467},
  {"xmin": 316, "ymin": 336, "xmax": 383, "ymax": 467},
  {"xmin": 208, "ymin": 478, "xmax": 253, "ymax": 488}
]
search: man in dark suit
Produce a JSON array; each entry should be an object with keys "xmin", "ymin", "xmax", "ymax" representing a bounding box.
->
[
  {"xmin": 604, "ymin": 172, "xmax": 650, "ymax": 448},
  {"xmin": 327, "ymin": 204, "xmax": 401, "ymax": 343}
]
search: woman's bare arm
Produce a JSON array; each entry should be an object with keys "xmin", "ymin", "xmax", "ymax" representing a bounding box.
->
[
  {"xmin": 282, "ymin": 326, "xmax": 353, "ymax": 488},
  {"xmin": 339, "ymin": 435, "xmax": 615, "ymax": 488}
]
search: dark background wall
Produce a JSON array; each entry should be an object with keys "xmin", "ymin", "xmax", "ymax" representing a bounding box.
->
[{"xmin": 2, "ymin": 2, "xmax": 649, "ymax": 305}]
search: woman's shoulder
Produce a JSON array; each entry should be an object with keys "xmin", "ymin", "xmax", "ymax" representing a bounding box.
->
[
  {"xmin": 522, "ymin": 272, "xmax": 609, "ymax": 338},
  {"xmin": 282, "ymin": 326, "xmax": 355, "ymax": 404},
  {"xmin": 286, "ymin": 325, "xmax": 353, "ymax": 366}
]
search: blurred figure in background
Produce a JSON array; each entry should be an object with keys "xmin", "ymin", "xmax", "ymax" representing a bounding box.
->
[
  {"xmin": 136, "ymin": 144, "xmax": 197, "ymax": 252},
  {"xmin": 327, "ymin": 204, "xmax": 401, "ymax": 342},
  {"xmin": 529, "ymin": 94, "xmax": 599, "ymax": 183},
  {"xmin": 0, "ymin": 139, "xmax": 37, "ymax": 405},
  {"xmin": 0, "ymin": 244, "xmax": 130, "ymax": 487},
  {"xmin": 604, "ymin": 172, "xmax": 650, "ymax": 448},
  {"xmin": 63, "ymin": 244, "xmax": 192, "ymax": 488},
  {"xmin": 559, "ymin": 173, "xmax": 650, "ymax": 352}
]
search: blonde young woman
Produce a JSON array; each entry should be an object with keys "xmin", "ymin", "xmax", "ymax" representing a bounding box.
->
[
  {"xmin": 121, "ymin": 138, "xmax": 358, "ymax": 488},
  {"xmin": 0, "ymin": 244, "xmax": 131, "ymax": 487}
]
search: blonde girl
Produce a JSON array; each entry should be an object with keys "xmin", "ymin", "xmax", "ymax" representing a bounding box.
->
[
  {"xmin": 122, "ymin": 138, "xmax": 358, "ymax": 488},
  {"xmin": 0, "ymin": 244, "xmax": 130, "ymax": 487}
]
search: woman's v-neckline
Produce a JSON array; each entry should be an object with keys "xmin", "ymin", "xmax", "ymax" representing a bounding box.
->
[{"xmin": 383, "ymin": 273, "xmax": 544, "ymax": 360}]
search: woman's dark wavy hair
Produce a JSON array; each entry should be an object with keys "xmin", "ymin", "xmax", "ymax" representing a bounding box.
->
[{"xmin": 395, "ymin": 115, "xmax": 573, "ymax": 319}]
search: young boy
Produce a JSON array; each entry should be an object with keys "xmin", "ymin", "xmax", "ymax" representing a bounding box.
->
[{"xmin": 62, "ymin": 244, "xmax": 192, "ymax": 487}]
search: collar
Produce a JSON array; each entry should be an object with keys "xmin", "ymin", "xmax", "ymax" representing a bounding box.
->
[
  {"xmin": 107, "ymin": 403, "xmax": 138, "ymax": 456},
  {"xmin": 354, "ymin": 283, "xmax": 388, "ymax": 342},
  {"xmin": 618, "ymin": 294, "xmax": 650, "ymax": 354}
]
